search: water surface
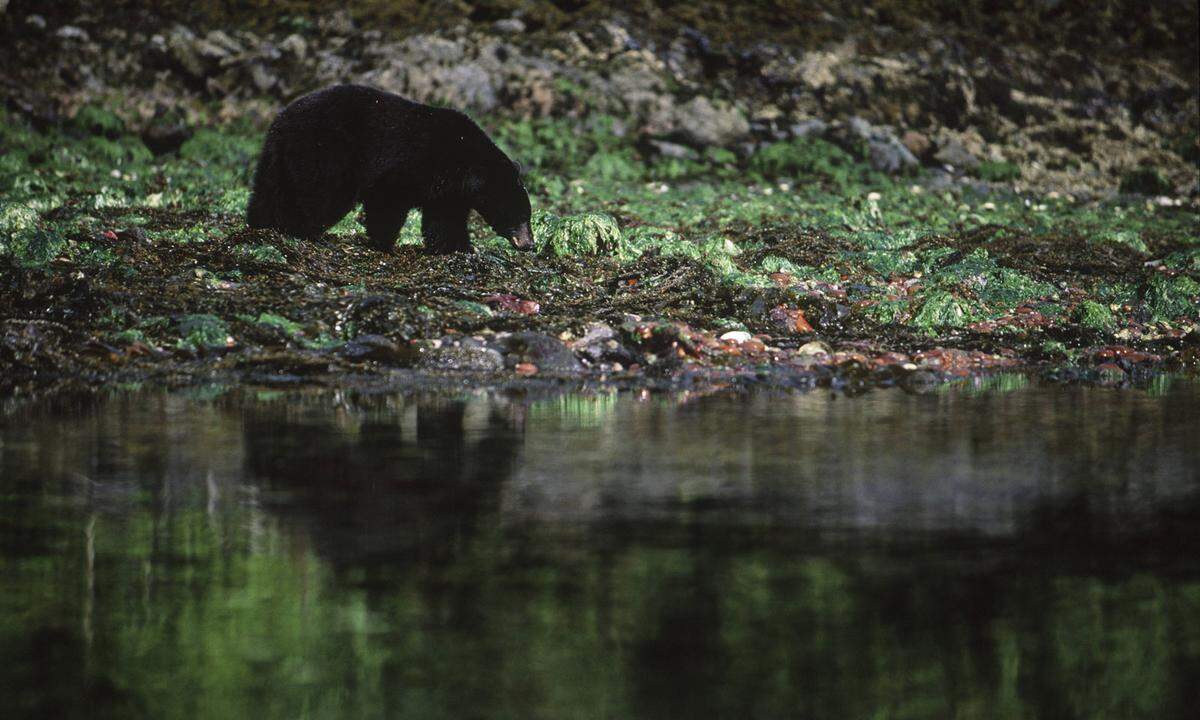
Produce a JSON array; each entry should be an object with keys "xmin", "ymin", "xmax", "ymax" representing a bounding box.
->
[{"xmin": 2, "ymin": 379, "xmax": 1198, "ymax": 719}]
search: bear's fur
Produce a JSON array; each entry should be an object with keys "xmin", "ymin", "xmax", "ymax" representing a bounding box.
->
[{"xmin": 246, "ymin": 84, "xmax": 533, "ymax": 253}]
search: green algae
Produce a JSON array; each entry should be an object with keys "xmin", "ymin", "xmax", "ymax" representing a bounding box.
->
[
  {"xmin": 177, "ymin": 314, "xmax": 230, "ymax": 351},
  {"xmin": 748, "ymin": 137, "xmax": 866, "ymax": 187},
  {"xmin": 1144, "ymin": 274, "xmax": 1200, "ymax": 322},
  {"xmin": 1073, "ymin": 300, "xmax": 1116, "ymax": 331},
  {"xmin": 912, "ymin": 290, "xmax": 973, "ymax": 329},
  {"xmin": 1, "ymin": 100, "xmax": 1196, "ymax": 389},
  {"xmin": 532, "ymin": 211, "xmax": 627, "ymax": 258},
  {"xmin": 233, "ymin": 243, "xmax": 287, "ymax": 265},
  {"xmin": 252, "ymin": 313, "xmax": 304, "ymax": 335}
]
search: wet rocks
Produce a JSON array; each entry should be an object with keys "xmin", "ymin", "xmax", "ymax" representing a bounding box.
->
[
  {"xmin": 797, "ymin": 340, "xmax": 832, "ymax": 358},
  {"xmin": 339, "ymin": 334, "xmax": 409, "ymax": 364},
  {"xmin": 482, "ymin": 294, "xmax": 539, "ymax": 315},
  {"xmin": 572, "ymin": 323, "xmax": 635, "ymax": 367},
  {"xmin": 418, "ymin": 344, "xmax": 505, "ymax": 372},
  {"xmin": 497, "ymin": 332, "xmax": 582, "ymax": 375},
  {"xmin": 768, "ymin": 305, "xmax": 815, "ymax": 334}
]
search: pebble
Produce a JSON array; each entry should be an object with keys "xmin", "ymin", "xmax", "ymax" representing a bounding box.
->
[{"xmin": 797, "ymin": 341, "xmax": 832, "ymax": 357}]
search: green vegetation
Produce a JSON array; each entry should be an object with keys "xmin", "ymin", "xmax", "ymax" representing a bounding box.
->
[
  {"xmin": 1074, "ymin": 300, "xmax": 1116, "ymax": 330},
  {"xmin": 177, "ymin": 314, "xmax": 230, "ymax": 350},
  {"xmin": 532, "ymin": 210, "xmax": 627, "ymax": 258},
  {"xmin": 0, "ymin": 104, "xmax": 1196, "ymax": 388},
  {"xmin": 975, "ymin": 160, "xmax": 1021, "ymax": 183}
]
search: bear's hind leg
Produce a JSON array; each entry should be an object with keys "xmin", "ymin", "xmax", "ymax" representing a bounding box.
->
[
  {"xmin": 362, "ymin": 197, "xmax": 411, "ymax": 253},
  {"xmin": 247, "ymin": 140, "xmax": 284, "ymax": 230},
  {"xmin": 421, "ymin": 203, "xmax": 471, "ymax": 254}
]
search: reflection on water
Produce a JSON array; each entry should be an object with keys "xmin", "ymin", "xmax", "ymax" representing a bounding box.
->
[{"xmin": 1, "ymin": 381, "xmax": 1198, "ymax": 719}]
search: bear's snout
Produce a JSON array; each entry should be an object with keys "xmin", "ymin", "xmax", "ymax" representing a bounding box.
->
[{"xmin": 510, "ymin": 222, "xmax": 534, "ymax": 251}]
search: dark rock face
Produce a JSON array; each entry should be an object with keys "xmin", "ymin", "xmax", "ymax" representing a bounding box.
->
[{"xmin": 2, "ymin": 4, "xmax": 1195, "ymax": 193}]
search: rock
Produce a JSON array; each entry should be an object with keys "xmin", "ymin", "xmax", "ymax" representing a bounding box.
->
[
  {"xmin": 768, "ymin": 305, "xmax": 815, "ymax": 334},
  {"xmin": 360, "ymin": 34, "xmax": 500, "ymax": 112},
  {"xmin": 166, "ymin": 26, "xmax": 207, "ymax": 78},
  {"xmin": 203, "ymin": 30, "xmax": 243, "ymax": 57},
  {"xmin": 26, "ymin": 15, "xmax": 47, "ymax": 31},
  {"xmin": 55, "ymin": 25, "xmax": 90, "ymax": 43},
  {"xmin": 418, "ymin": 345, "xmax": 504, "ymax": 372},
  {"xmin": 482, "ymin": 293, "xmax": 539, "ymax": 315},
  {"xmin": 493, "ymin": 18, "xmax": 526, "ymax": 35},
  {"xmin": 607, "ymin": 53, "xmax": 676, "ymax": 133},
  {"xmin": 575, "ymin": 322, "xmax": 617, "ymax": 345},
  {"xmin": 584, "ymin": 21, "xmax": 635, "ymax": 55},
  {"xmin": 141, "ymin": 117, "xmax": 193, "ymax": 155},
  {"xmin": 1094, "ymin": 362, "xmax": 1127, "ymax": 385},
  {"xmin": 115, "ymin": 227, "xmax": 149, "ymax": 243},
  {"xmin": 674, "ymin": 96, "xmax": 750, "ymax": 147},
  {"xmin": 843, "ymin": 117, "xmax": 919, "ymax": 174},
  {"xmin": 318, "ymin": 9, "xmax": 355, "ymax": 36},
  {"xmin": 763, "ymin": 49, "xmax": 841, "ymax": 88},
  {"xmin": 645, "ymin": 139, "xmax": 699, "ymax": 160},
  {"xmin": 933, "ymin": 138, "xmax": 977, "ymax": 169},
  {"xmin": 572, "ymin": 323, "xmax": 635, "ymax": 365},
  {"xmin": 932, "ymin": 128, "xmax": 984, "ymax": 170},
  {"xmin": 797, "ymin": 340, "xmax": 833, "ymax": 357},
  {"xmin": 279, "ymin": 33, "xmax": 307, "ymax": 61},
  {"xmin": 797, "ymin": 50, "xmax": 841, "ymax": 88},
  {"xmin": 498, "ymin": 332, "xmax": 582, "ymax": 374},
  {"xmin": 901, "ymin": 130, "xmax": 932, "ymax": 159},
  {"xmin": 248, "ymin": 63, "xmax": 278, "ymax": 93},
  {"xmin": 720, "ymin": 330, "xmax": 753, "ymax": 343},
  {"xmin": 340, "ymin": 334, "xmax": 409, "ymax": 363},
  {"xmin": 789, "ymin": 118, "xmax": 828, "ymax": 138}
]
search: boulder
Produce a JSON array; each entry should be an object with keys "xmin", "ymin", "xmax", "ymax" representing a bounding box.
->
[{"xmin": 674, "ymin": 96, "xmax": 750, "ymax": 147}]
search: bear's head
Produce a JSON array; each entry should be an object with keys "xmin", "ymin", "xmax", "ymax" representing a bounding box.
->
[{"xmin": 467, "ymin": 160, "xmax": 533, "ymax": 251}]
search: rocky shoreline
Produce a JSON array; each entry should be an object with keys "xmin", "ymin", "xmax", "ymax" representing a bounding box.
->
[
  {"xmin": 3, "ymin": 6, "xmax": 1197, "ymax": 198},
  {"xmin": 1, "ymin": 4, "xmax": 1197, "ymax": 399}
]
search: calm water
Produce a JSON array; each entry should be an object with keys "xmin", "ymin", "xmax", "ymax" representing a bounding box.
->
[{"xmin": 1, "ymin": 378, "xmax": 1198, "ymax": 720}]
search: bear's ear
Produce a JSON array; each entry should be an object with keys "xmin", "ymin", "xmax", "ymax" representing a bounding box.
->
[{"xmin": 512, "ymin": 159, "xmax": 527, "ymax": 178}]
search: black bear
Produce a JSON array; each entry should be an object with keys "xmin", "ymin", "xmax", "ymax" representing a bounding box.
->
[{"xmin": 246, "ymin": 84, "xmax": 533, "ymax": 254}]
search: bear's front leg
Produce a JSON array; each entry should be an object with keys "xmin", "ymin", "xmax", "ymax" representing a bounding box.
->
[
  {"xmin": 363, "ymin": 198, "xmax": 412, "ymax": 253},
  {"xmin": 421, "ymin": 203, "xmax": 471, "ymax": 254}
]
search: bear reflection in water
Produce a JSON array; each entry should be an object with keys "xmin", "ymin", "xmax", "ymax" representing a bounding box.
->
[{"xmin": 241, "ymin": 396, "xmax": 526, "ymax": 571}]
